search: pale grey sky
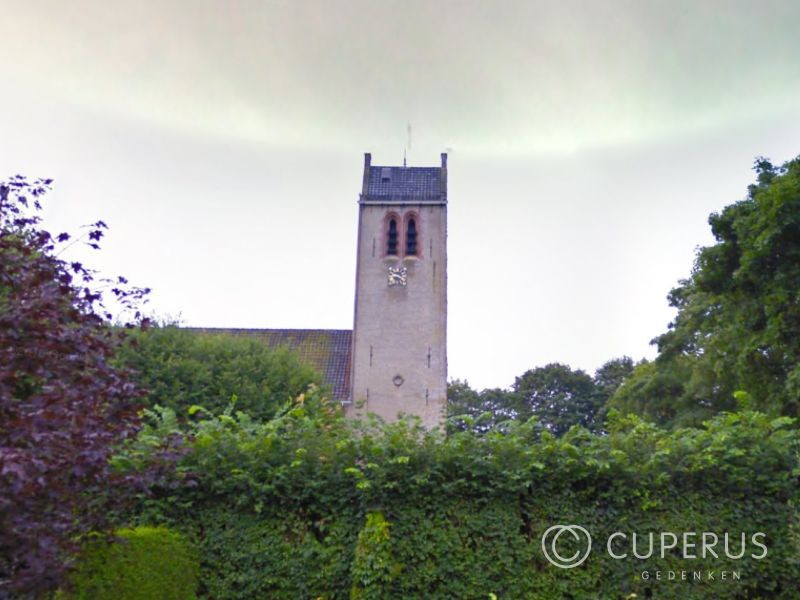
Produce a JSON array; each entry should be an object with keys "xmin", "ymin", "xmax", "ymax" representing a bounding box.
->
[{"xmin": 2, "ymin": 1, "xmax": 800, "ymax": 389}]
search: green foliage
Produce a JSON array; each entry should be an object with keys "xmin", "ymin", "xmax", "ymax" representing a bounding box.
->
[
  {"xmin": 193, "ymin": 509, "xmax": 356, "ymax": 600},
  {"xmin": 610, "ymin": 156, "xmax": 800, "ymax": 426},
  {"xmin": 446, "ymin": 379, "xmax": 515, "ymax": 433},
  {"xmin": 64, "ymin": 527, "xmax": 198, "ymax": 600},
  {"xmin": 126, "ymin": 388, "xmax": 800, "ymax": 599},
  {"xmin": 592, "ymin": 356, "xmax": 636, "ymax": 414},
  {"xmin": 382, "ymin": 499, "xmax": 534, "ymax": 598},
  {"xmin": 608, "ymin": 359, "xmax": 691, "ymax": 425},
  {"xmin": 448, "ymin": 359, "xmax": 634, "ymax": 435},
  {"xmin": 351, "ymin": 512, "xmax": 393, "ymax": 599},
  {"xmin": 115, "ymin": 325, "xmax": 321, "ymax": 421},
  {"xmin": 513, "ymin": 362, "xmax": 598, "ymax": 435}
]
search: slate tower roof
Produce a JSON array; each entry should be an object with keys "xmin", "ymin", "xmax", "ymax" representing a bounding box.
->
[{"xmin": 360, "ymin": 153, "xmax": 447, "ymax": 204}]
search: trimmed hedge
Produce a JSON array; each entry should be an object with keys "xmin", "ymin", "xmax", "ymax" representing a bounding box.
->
[
  {"xmin": 127, "ymin": 392, "xmax": 800, "ymax": 599},
  {"xmin": 64, "ymin": 527, "xmax": 198, "ymax": 600},
  {"xmin": 194, "ymin": 510, "xmax": 357, "ymax": 599}
]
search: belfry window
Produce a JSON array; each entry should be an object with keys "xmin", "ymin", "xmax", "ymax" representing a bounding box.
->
[
  {"xmin": 406, "ymin": 218, "xmax": 417, "ymax": 256},
  {"xmin": 387, "ymin": 218, "xmax": 398, "ymax": 255}
]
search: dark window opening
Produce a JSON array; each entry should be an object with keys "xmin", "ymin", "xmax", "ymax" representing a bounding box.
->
[
  {"xmin": 406, "ymin": 218, "xmax": 417, "ymax": 255},
  {"xmin": 387, "ymin": 219, "xmax": 398, "ymax": 255}
]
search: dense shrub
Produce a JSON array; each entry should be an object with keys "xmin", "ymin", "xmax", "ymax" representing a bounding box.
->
[
  {"xmin": 125, "ymin": 389, "xmax": 800, "ymax": 599},
  {"xmin": 115, "ymin": 325, "xmax": 321, "ymax": 422},
  {"xmin": 64, "ymin": 527, "xmax": 198, "ymax": 600}
]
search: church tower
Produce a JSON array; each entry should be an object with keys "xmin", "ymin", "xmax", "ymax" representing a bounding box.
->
[{"xmin": 348, "ymin": 153, "xmax": 448, "ymax": 428}]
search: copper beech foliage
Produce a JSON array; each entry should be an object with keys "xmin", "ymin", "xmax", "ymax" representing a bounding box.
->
[{"xmin": 0, "ymin": 177, "xmax": 153, "ymax": 597}]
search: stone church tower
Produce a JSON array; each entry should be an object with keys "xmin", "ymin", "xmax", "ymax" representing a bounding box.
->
[
  {"xmin": 347, "ymin": 153, "xmax": 448, "ymax": 427},
  {"xmin": 190, "ymin": 153, "xmax": 447, "ymax": 428}
]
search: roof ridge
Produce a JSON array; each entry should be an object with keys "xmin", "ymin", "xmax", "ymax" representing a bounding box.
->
[{"xmin": 184, "ymin": 327, "xmax": 352, "ymax": 401}]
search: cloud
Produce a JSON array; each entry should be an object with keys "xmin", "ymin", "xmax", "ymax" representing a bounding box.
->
[{"xmin": 3, "ymin": 0, "xmax": 800, "ymax": 156}]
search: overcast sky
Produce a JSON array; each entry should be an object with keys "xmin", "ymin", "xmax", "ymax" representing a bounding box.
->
[{"xmin": 2, "ymin": 0, "xmax": 800, "ymax": 389}]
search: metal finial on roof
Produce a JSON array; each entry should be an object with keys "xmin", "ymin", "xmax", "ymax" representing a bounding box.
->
[{"xmin": 404, "ymin": 122, "xmax": 412, "ymax": 167}]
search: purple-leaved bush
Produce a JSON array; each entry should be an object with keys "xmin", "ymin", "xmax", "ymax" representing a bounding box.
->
[{"xmin": 0, "ymin": 177, "xmax": 152, "ymax": 597}]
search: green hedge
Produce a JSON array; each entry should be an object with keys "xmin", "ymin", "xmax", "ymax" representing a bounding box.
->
[
  {"xmin": 64, "ymin": 527, "xmax": 198, "ymax": 600},
  {"xmin": 194, "ymin": 510, "xmax": 357, "ymax": 599},
  {"xmin": 126, "ymin": 392, "xmax": 800, "ymax": 599}
]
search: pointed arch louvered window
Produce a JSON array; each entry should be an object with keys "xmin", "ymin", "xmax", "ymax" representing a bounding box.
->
[
  {"xmin": 406, "ymin": 218, "xmax": 417, "ymax": 256},
  {"xmin": 387, "ymin": 218, "xmax": 398, "ymax": 255}
]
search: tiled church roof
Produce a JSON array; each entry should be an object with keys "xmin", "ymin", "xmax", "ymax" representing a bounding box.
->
[
  {"xmin": 366, "ymin": 166, "xmax": 443, "ymax": 200},
  {"xmin": 188, "ymin": 328, "xmax": 352, "ymax": 401}
]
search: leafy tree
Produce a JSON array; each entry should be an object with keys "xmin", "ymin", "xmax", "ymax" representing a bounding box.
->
[
  {"xmin": 115, "ymin": 325, "xmax": 322, "ymax": 422},
  {"xmin": 0, "ymin": 178, "xmax": 151, "ymax": 596},
  {"xmin": 446, "ymin": 379, "xmax": 482, "ymax": 423},
  {"xmin": 448, "ymin": 359, "xmax": 634, "ymax": 435},
  {"xmin": 446, "ymin": 380, "xmax": 515, "ymax": 433},
  {"xmin": 512, "ymin": 363, "xmax": 597, "ymax": 435},
  {"xmin": 610, "ymin": 156, "xmax": 800, "ymax": 427},
  {"xmin": 593, "ymin": 356, "xmax": 635, "ymax": 402},
  {"xmin": 591, "ymin": 356, "xmax": 635, "ymax": 425}
]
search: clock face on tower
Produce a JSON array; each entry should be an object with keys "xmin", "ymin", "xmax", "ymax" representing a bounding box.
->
[{"xmin": 387, "ymin": 266, "xmax": 407, "ymax": 287}]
